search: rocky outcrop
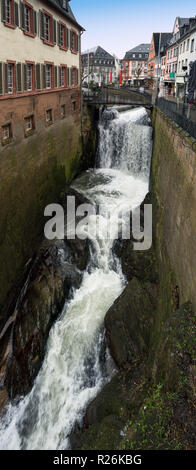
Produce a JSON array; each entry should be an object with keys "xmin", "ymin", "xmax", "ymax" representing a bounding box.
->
[
  {"xmin": 105, "ymin": 278, "xmax": 157, "ymax": 369},
  {"xmin": 0, "ymin": 241, "xmax": 83, "ymax": 401},
  {"xmin": 0, "ymin": 186, "xmax": 92, "ymax": 406},
  {"xmin": 75, "ymin": 300, "xmax": 196, "ymax": 450},
  {"xmin": 71, "ymin": 364, "xmax": 147, "ymax": 450}
]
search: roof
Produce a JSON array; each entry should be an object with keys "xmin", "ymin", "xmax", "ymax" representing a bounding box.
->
[
  {"xmin": 153, "ymin": 33, "xmax": 172, "ymax": 55},
  {"xmin": 82, "ymin": 46, "xmax": 114, "ymax": 59},
  {"xmin": 123, "ymin": 43, "xmax": 150, "ymax": 60},
  {"xmin": 178, "ymin": 17, "xmax": 190, "ymax": 27},
  {"xmin": 178, "ymin": 17, "xmax": 196, "ymax": 42},
  {"xmin": 48, "ymin": 0, "xmax": 84, "ymax": 31}
]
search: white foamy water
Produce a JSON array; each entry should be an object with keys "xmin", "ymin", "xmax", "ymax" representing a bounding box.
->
[{"xmin": 0, "ymin": 106, "xmax": 152, "ymax": 450}]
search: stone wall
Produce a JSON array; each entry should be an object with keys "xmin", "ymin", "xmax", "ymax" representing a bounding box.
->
[
  {"xmin": 0, "ymin": 90, "xmax": 97, "ymax": 326},
  {"xmin": 150, "ymin": 107, "xmax": 196, "ymax": 353}
]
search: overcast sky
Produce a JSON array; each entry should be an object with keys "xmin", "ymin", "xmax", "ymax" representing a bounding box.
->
[{"xmin": 73, "ymin": 0, "xmax": 196, "ymax": 58}]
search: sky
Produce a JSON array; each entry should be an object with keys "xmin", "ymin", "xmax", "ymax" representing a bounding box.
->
[{"xmin": 72, "ymin": 0, "xmax": 196, "ymax": 58}]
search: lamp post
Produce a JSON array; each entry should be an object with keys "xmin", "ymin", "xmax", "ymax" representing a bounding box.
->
[{"xmin": 182, "ymin": 66, "xmax": 188, "ymax": 103}]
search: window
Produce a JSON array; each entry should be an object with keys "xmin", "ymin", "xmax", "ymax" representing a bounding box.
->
[
  {"xmin": 1, "ymin": 123, "xmax": 12, "ymax": 144},
  {"xmin": 41, "ymin": 10, "xmax": 54, "ymax": 44},
  {"xmin": 60, "ymin": 66, "xmax": 67, "ymax": 87},
  {"xmin": 5, "ymin": 0, "xmax": 11, "ymax": 23},
  {"xmin": 2, "ymin": 0, "xmax": 18, "ymax": 28},
  {"xmin": 71, "ymin": 67, "xmax": 78, "ymax": 86},
  {"xmin": 46, "ymin": 109, "xmax": 53, "ymax": 124},
  {"xmin": 61, "ymin": 104, "xmax": 65, "ymax": 118},
  {"xmin": 8, "ymin": 63, "xmax": 13, "ymax": 93},
  {"xmin": 26, "ymin": 64, "xmax": 32, "ymax": 91},
  {"xmin": 59, "ymin": 23, "xmax": 67, "ymax": 49},
  {"xmin": 187, "ymin": 39, "xmax": 190, "ymax": 51},
  {"xmin": 60, "ymin": 24, "xmax": 65, "ymax": 46},
  {"xmin": 191, "ymin": 39, "xmax": 194, "ymax": 52},
  {"xmin": 60, "ymin": 67, "xmax": 64, "ymax": 87},
  {"xmin": 62, "ymin": 0, "xmax": 68, "ymax": 9},
  {"xmin": 44, "ymin": 14, "xmax": 50, "ymax": 41},
  {"xmin": 70, "ymin": 30, "xmax": 78, "ymax": 53},
  {"xmin": 46, "ymin": 64, "xmax": 51, "ymax": 88},
  {"xmin": 24, "ymin": 115, "xmax": 34, "ymax": 135},
  {"xmin": 72, "ymin": 101, "xmax": 76, "ymax": 111},
  {"xmin": 24, "ymin": 5, "xmax": 30, "ymax": 32}
]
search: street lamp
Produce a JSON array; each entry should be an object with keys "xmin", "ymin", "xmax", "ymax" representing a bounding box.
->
[{"xmin": 182, "ymin": 65, "xmax": 188, "ymax": 103}]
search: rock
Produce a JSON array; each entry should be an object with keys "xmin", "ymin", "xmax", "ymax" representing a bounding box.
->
[
  {"xmin": 113, "ymin": 192, "xmax": 158, "ymax": 284},
  {"xmin": 114, "ymin": 238, "xmax": 158, "ymax": 283},
  {"xmin": 0, "ymin": 242, "xmax": 83, "ymax": 401},
  {"xmin": 152, "ymin": 301, "xmax": 196, "ymax": 392},
  {"xmin": 65, "ymin": 237, "xmax": 90, "ymax": 272},
  {"xmin": 61, "ymin": 187, "xmax": 91, "ymax": 271},
  {"xmin": 105, "ymin": 278, "xmax": 157, "ymax": 369},
  {"xmin": 70, "ymin": 364, "xmax": 147, "ymax": 450}
]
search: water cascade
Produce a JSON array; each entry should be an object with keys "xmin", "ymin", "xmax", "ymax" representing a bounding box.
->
[{"xmin": 0, "ymin": 106, "xmax": 152, "ymax": 450}]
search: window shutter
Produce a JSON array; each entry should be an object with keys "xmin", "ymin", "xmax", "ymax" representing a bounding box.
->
[
  {"xmin": 76, "ymin": 34, "xmax": 79, "ymax": 53},
  {"xmin": 71, "ymin": 68, "xmax": 74, "ymax": 86},
  {"xmin": 4, "ymin": 63, "xmax": 8, "ymax": 94},
  {"xmin": 57, "ymin": 22, "xmax": 60, "ymax": 46},
  {"xmin": 0, "ymin": 63, "xmax": 3, "ymax": 95},
  {"xmin": 42, "ymin": 64, "xmax": 46, "ymax": 89},
  {"xmin": 40, "ymin": 10, "xmax": 44, "ymax": 39},
  {"xmin": 20, "ymin": 1, "xmax": 25, "ymax": 30},
  {"xmin": 23, "ymin": 63, "xmax": 27, "ymax": 91},
  {"xmin": 1, "ymin": 0, "xmax": 6, "ymax": 22},
  {"xmin": 76, "ymin": 68, "xmax": 79, "ymax": 85},
  {"xmin": 67, "ymin": 67, "xmax": 70, "ymax": 86},
  {"xmin": 66, "ymin": 27, "xmax": 69, "ymax": 49},
  {"xmin": 33, "ymin": 10, "xmax": 37, "ymax": 35},
  {"xmin": 14, "ymin": 2, "xmax": 19, "ymax": 26},
  {"xmin": 58, "ymin": 66, "xmax": 61, "ymax": 87},
  {"xmin": 53, "ymin": 19, "xmax": 56, "ymax": 44},
  {"xmin": 54, "ymin": 65, "xmax": 57, "ymax": 88},
  {"xmin": 36, "ymin": 63, "xmax": 41, "ymax": 90},
  {"xmin": 16, "ymin": 63, "xmax": 22, "ymax": 92},
  {"xmin": 70, "ymin": 31, "xmax": 73, "ymax": 50}
]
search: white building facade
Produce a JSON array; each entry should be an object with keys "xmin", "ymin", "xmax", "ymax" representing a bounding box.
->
[
  {"xmin": 82, "ymin": 46, "xmax": 116, "ymax": 86},
  {"xmin": 0, "ymin": 0, "xmax": 82, "ymax": 97},
  {"xmin": 176, "ymin": 19, "xmax": 196, "ymax": 99}
]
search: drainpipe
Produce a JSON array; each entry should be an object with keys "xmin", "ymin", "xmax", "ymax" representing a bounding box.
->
[
  {"xmin": 156, "ymin": 32, "xmax": 162, "ymax": 102},
  {"xmin": 80, "ymin": 30, "xmax": 84, "ymax": 138}
]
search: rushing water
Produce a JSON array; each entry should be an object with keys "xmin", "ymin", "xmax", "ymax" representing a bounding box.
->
[{"xmin": 0, "ymin": 106, "xmax": 152, "ymax": 450}]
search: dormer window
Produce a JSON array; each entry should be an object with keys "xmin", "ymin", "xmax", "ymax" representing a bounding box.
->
[{"xmin": 62, "ymin": 0, "xmax": 67, "ymax": 8}]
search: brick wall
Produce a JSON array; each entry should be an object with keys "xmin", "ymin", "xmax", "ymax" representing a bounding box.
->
[
  {"xmin": 0, "ymin": 86, "xmax": 81, "ymax": 147},
  {"xmin": 0, "ymin": 86, "xmax": 85, "ymax": 322}
]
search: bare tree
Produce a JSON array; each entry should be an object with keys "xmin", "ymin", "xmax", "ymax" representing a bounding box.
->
[{"xmin": 135, "ymin": 67, "xmax": 142, "ymax": 79}]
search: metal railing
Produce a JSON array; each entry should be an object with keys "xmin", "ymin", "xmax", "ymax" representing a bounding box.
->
[
  {"xmin": 156, "ymin": 97, "xmax": 196, "ymax": 140},
  {"xmin": 83, "ymin": 87, "xmax": 152, "ymax": 107}
]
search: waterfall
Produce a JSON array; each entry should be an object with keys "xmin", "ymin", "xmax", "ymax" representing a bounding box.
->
[{"xmin": 0, "ymin": 106, "xmax": 152, "ymax": 450}]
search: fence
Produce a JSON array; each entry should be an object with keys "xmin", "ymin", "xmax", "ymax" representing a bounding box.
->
[{"xmin": 156, "ymin": 97, "xmax": 196, "ymax": 140}]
